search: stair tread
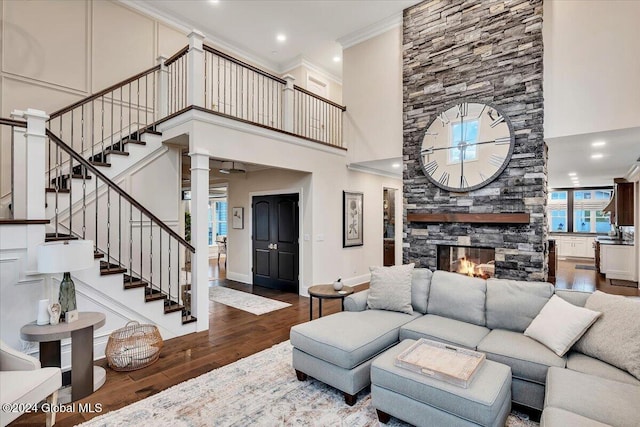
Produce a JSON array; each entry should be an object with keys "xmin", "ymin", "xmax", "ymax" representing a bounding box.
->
[
  {"xmin": 104, "ymin": 149, "xmax": 129, "ymax": 156},
  {"xmin": 89, "ymin": 160, "xmax": 111, "ymax": 167},
  {"xmin": 45, "ymin": 188, "xmax": 70, "ymax": 193},
  {"xmin": 164, "ymin": 303, "xmax": 185, "ymax": 314},
  {"xmin": 123, "ymin": 139, "xmax": 146, "ymax": 146},
  {"xmin": 122, "ymin": 274, "xmax": 148, "ymax": 289},
  {"xmin": 45, "ymin": 233, "xmax": 77, "ymax": 242},
  {"xmin": 182, "ymin": 315, "xmax": 197, "ymax": 325},
  {"xmin": 99, "ymin": 261, "xmax": 126, "ymax": 275},
  {"xmin": 141, "ymin": 129, "xmax": 162, "ymax": 136},
  {"xmin": 94, "ymin": 252, "xmax": 104, "ymax": 259}
]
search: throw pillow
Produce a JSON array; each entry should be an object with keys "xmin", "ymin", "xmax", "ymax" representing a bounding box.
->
[
  {"xmin": 573, "ymin": 291, "xmax": 640, "ymax": 380},
  {"xmin": 411, "ymin": 268, "xmax": 433, "ymax": 314},
  {"xmin": 524, "ymin": 295, "xmax": 601, "ymax": 357},
  {"xmin": 367, "ymin": 264, "xmax": 415, "ymax": 315}
]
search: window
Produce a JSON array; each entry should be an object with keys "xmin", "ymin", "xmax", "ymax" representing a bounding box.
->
[
  {"xmin": 449, "ymin": 120, "xmax": 479, "ymax": 163},
  {"xmin": 547, "ymin": 188, "xmax": 612, "ymax": 233},
  {"xmin": 208, "ymin": 199, "xmax": 228, "ymax": 246}
]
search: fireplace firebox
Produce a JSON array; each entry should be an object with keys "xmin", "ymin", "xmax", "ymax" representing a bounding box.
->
[{"xmin": 437, "ymin": 245, "xmax": 496, "ymax": 279}]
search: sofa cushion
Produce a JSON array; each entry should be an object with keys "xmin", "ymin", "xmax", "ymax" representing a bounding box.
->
[
  {"xmin": 399, "ymin": 314, "xmax": 490, "ymax": 349},
  {"xmin": 545, "ymin": 367, "xmax": 640, "ymax": 427},
  {"xmin": 485, "ymin": 278, "xmax": 554, "ymax": 332},
  {"xmin": 411, "ymin": 268, "xmax": 432, "ymax": 314},
  {"xmin": 427, "ymin": 270, "xmax": 487, "ymax": 326},
  {"xmin": 290, "ymin": 310, "xmax": 418, "ymax": 370},
  {"xmin": 524, "ymin": 295, "xmax": 601, "ymax": 357},
  {"xmin": 477, "ymin": 329, "xmax": 566, "ymax": 384},
  {"xmin": 367, "ymin": 264, "xmax": 414, "ymax": 314},
  {"xmin": 573, "ymin": 291, "xmax": 640, "ymax": 380},
  {"xmin": 554, "ymin": 289, "xmax": 591, "ymax": 307},
  {"xmin": 566, "ymin": 352, "xmax": 640, "ymax": 386},
  {"xmin": 541, "ymin": 407, "xmax": 612, "ymax": 427}
]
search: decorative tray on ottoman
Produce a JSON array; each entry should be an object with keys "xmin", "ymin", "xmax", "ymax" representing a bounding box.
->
[{"xmin": 394, "ymin": 338, "xmax": 485, "ymax": 388}]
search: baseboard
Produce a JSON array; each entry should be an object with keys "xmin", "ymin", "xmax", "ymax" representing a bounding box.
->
[{"xmin": 226, "ymin": 272, "xmax": 251, "ymax": 284}]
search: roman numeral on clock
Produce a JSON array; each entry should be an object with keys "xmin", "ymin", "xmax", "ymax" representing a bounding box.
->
[
  {"xmin": 438, "ymin": 171, "xmax": 450, "ymax": 186},
  {"xmin": 489, "ymin": 154, "xmax": 506, "ymax": 168},
  {"xmin": 456, "ymin": 103, "xmax": 468, "ymax": 118},
  {"xmin": 421, "ymin": 145, "xmax": 435, "ymax": 155},
  {"xmin": 437, "ymin": 112, "xmax": 450, "ymax": 125},
  {"xmin": 461, "ymin": 175, "xmax": 469, "ymax": 188},
  {"xmin": 424, "ymin": 160, "xmax": 438, "ymax": 175},
  {"xmin": 494, "ymin": 136, "xmax": 511, "ymax": 145},
  {"xmin": 479, "ymin": 172, "xmax": 488, "ymax": 181}
]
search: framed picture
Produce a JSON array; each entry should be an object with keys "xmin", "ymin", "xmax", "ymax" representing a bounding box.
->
[
  {"xmin": 232, "ymin": 207, "xmax": 244, "ymax": 229},
  {"xmin": 343, "ymin": 191, "xmax": 364, "ymax": 247}
]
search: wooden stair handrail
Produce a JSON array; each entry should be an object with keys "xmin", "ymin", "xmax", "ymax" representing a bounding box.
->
[
  {"xmin": 0, "ymin": 118, "xmax": 27, "ymax": 128},
  {"xmin": 203, "ymin": 44, "xmax": 287, "ymax": 85},
  {"xmin": 49, "ymin": 65, "xmax": 161, "ymax": 119},
  {"xmin": 293, "ymin": 85, "xmax": 347, "ymax": 111},
  {"xmin": 45, "ymin": 129, "xmax": 195, "ymax": 253},
  {"xmin": 164, "ymin": 46, "xmax": 189, "ymax": 66}
]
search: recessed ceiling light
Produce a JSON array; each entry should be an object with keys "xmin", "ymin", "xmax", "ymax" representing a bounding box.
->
[
  {"xmin": 333, "ymin": 56, "xmax": 341, "ymax": 62},
  {"xmin": 591, "ymin": 141, "xmax": 606, "ymax": 147},
  {"xmin": 276, "ymin": 34, "xmax": 286, "ymax": 42},
  {"xmin": 568, "ymin": 172, "xmax": 577, "ymax": 176},
  {"xmin": 391, "ymin": 163, "xmax": 400, "ymax": 168},
  {"xmin": 209, "ymin": 0, "xmax": 219, "ymax": 4},
  {"xmin": 591, "ymin": 153, "xmax": 603, "ymax": 159}
]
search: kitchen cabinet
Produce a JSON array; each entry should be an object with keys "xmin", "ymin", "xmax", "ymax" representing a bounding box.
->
[
  {"xmin": 600, "ymin": 244, "xmax": 637, "ymax": 281},
  {"xmin": 383, "ymin": 240, "xmax": 395, "ymax": 266},
  {"xmin": 556, "ymin": 236, "xmax": 595, "ymax": 258},
  {"xmin": 616, "ymin": 182, "xmax": 635, "ymax": 226}
]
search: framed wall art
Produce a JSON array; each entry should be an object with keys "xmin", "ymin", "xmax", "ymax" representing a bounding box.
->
[
  {"xmin": 343, "ymin": 191, "xmax": 363, "ymax": 247},
  {"xmin": 232, "ymin": 207, "xmax": 244, "ymax": 229}
]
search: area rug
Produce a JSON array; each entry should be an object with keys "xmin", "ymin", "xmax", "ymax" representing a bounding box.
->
[
  {"xmin": 209, "ymin": 286, "xmax": 291, "ymax": 315},
  {"xmin": 79, "ymin": 341, "xmax": 538, "ymax": 427},
  {"xmin": 575, "ymin": 264, "xmax": 597, "ymax": 271},
  {"xmin": 609, "ymin": 279, "xmax": 639, "ymax": 288}
]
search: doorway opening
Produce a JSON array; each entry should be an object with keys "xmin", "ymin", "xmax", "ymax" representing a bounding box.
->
[{"xmin": 383, "ymin": 188, "xmax": 396, "ymax": 266}]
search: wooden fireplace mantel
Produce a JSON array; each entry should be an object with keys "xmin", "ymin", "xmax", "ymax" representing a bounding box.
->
[{"xmin": 407, "ymin": 212, "xmax": 530, "ymax": 224}]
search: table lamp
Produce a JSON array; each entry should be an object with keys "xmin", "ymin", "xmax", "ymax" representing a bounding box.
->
[{"xmin": 37, "ymin": 240, "xmax": 94, "ymax": 322}]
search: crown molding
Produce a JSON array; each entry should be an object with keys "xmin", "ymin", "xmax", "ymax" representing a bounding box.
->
[
  {"xmin": 337, "ymin": 12, "xmax": 403, "ymax": 49},
  {"xmin": 281, "ymin": 56, "xmax": 343, "ymax": 86},
  {"xmin": 118, "ymin": 0, "xmax": 281, "ymax": 74},
  {"xmin": 347, "ymin": 163, "xmax": 402, "ymax": 179}
]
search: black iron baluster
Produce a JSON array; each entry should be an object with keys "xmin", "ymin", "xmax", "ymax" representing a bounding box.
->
[
  {"xmin": 129, "ymin": 203, "xmax": 133, "ymax": 284},
  {"xmin": 107, "ymin": 188, "xmax": 111, "ymax": 265}
]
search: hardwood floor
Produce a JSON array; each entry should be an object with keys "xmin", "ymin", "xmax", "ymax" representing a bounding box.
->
[
  {"xmin": 14, "ymin": 258, "xmax": 367, "ymax": 426},
  {"xmin": 13, "ymin": 257, "xmax": 638, "ymax": 425},
  {"xmin": 555, "ymin": 258, "xmax": 640, "ymax": 296}
]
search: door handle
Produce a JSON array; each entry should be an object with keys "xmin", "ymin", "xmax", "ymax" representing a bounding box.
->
[
  {"xmin": 268, "ymin": 243, "xmax": 274, "ymax": 250},
  {"xmin": 273, "ymin": 243, "xmax": 278, "ymax": 250}
]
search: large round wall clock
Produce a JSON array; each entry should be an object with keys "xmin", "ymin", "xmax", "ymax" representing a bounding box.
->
[{"xmin": 420, "ymin": 101, "xmax": 515, "ymax": 192}]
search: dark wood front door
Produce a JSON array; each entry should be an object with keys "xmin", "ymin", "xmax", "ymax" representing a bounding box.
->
[{"xmin": 252, "ymin": 194, "xmax": 299, "ymax": 293}]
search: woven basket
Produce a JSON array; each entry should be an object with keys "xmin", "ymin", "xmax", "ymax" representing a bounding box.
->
[{"xmin": 106, "ymin": 321, "xmax": 163, "ymax": 371}]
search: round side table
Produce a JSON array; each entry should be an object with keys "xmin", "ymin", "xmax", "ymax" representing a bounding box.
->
[
  {"xmin": 21, "ymin": 312, "xmax": 106, "ymax": 402},
  {"xmin": 307, "ymin": 285, "xmax": 354, "ymax": 320}
]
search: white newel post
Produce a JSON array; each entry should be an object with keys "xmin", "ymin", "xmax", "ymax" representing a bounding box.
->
[
  {"xmin": 283, "ymin": 74, "xmax": 295, "ymax": 133},
  {"xmin": 11, "ymin": 108, "xmax": 49, "ymax": 272},
  {"xmin": 187, "ymin": 30, "xmax": 205, "ymax": 108},
  {"xmin": 189, "ymin": 151, "xmax": 210, "ymax": 331},
  {"xmin": 11, "ymin": 109, "xmax": 48, "ymax": 219},
  {"xmin": 157, "ymin": 55, "xmax": 169, "ymax": 119}
]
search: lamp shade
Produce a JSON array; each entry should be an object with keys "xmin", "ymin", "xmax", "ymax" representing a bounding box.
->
[{"xmin": 37, "ymin": 240, "xmax": 94, "ymax": 273}]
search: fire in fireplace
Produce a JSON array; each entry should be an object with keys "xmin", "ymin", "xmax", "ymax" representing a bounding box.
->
[{"xmin": 437, "ymin": 245, "xmax": 496, "ymax": 279}]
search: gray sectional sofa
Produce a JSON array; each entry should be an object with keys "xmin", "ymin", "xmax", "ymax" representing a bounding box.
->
[{"xmin": 290, "ymin": 269, "xmax": 640, "ymax": 426}]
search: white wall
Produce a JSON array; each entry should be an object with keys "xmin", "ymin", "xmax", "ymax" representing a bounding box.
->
[
  {"xmin": 543, "ymin": 0, "xmax": 640, "ymax": 139},
  {"xmin": 160, "ymin": 110, "xmax": 402, "ymax": 295},
  {"xmin": 285, "ymin": 64, "xmax": 343, "ymax": 105},
  {"xmin": 342, "ymin": 26, "xmax": 403, "ymax": 163}
]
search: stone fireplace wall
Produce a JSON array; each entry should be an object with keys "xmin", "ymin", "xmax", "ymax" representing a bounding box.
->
[{"xmin": 402, "ymin": 0, "xmax": 547, "ymax": 281}]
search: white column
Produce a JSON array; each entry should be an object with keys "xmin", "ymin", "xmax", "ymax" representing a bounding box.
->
[
  {"xmin": 11, "ymin": 108, "xmax": 48, "ymax": 220},
  {"xmin": 187, "ymin": 30, "xmax": 205, "ymax": 108},
  {"xmin": 283, "ymin": 74, "xmax": 295, "ymax": 133},
  {"xmin": 156, "ymin": 55, "xmax": 169, "ymax": 119},
  {"xmin": 189, "ymin": 151, "xmax": 210, "ymax": 331}
]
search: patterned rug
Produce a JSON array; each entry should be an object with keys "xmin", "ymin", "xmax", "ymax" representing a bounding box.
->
[
  {"xmin": 209, "ymin": 286, "xmax": 291, "ymax": 315},
  {"xmin": 575, "ymin": 264, "xmax": 597, "ymax": 271},
  {"xmin": 609, "ymin": 279, "xmax": 639, "ymax": 288},
  {"xmin": 79, "ymin": 341, "xmax": 539, "ymax": 427}
]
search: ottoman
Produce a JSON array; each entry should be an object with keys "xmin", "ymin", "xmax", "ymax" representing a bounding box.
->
[
  {"xmin": 371, "ymin": 340, "xmax": 512, "ymax": 427},
  {"xmin": 290, "ymin": 310, "xmax": 418, "ymax": 405}
]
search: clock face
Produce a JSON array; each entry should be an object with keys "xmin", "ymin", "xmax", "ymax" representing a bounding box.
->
[{"xmin": 420, "ymin": 101, "xmax": 515, "ymax": 192}]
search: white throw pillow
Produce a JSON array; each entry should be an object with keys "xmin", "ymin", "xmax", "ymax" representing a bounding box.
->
[
  {"xmin": 367, "ymin": 264, "xmax": 415, "ymax": 315},
  {"xmin": 524, "ymin": 295, "xmax": 601, "ymax": 357}
]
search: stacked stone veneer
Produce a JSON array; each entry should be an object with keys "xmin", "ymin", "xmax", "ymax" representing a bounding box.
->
[{"xmin": 403, "ymin": 0, "xmax": 547, "ymax": 281}]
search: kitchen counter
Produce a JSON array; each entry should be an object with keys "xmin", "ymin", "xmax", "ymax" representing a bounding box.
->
[{"xmin": 595, "ymin": 236, "xmax": 634, "ymax": 246}]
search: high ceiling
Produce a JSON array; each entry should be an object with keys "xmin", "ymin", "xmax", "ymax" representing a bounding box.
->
[{"xmin": 133, "ymin": 0, "xmax": 419, "ymax": 79}]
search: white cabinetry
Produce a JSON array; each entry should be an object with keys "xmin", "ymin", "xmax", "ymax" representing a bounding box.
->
[
  {"xmin": 600, "ymin": 245, "xmax": 637, "ymax": 281},
  {"xmin": 556, "ymin": 236, "xmax": 596, "ymax": 258}
]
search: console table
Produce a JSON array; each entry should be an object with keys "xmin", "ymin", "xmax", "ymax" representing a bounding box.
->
[{"xmin": 21, "ymin": 311, "xmax": 106, "ymax": 401}]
